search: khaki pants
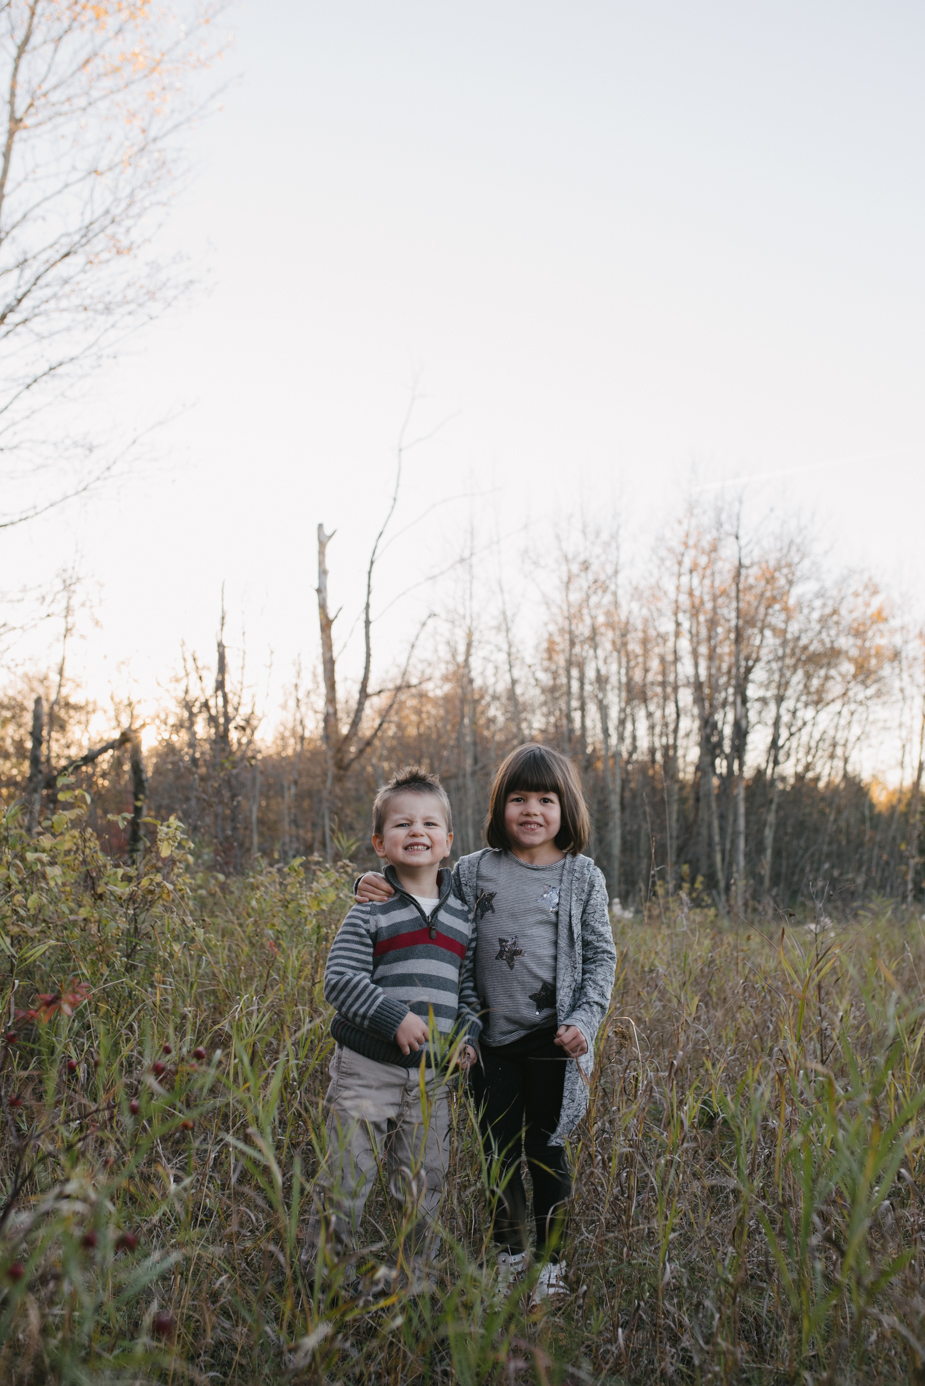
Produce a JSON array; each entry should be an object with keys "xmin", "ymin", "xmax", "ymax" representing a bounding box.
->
[{"xmin": 307, "ymin": 1044, "xmax": 451, "ymax": 1262}]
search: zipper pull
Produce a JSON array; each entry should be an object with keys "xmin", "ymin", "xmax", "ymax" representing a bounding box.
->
[{"xmin": 429, "ymin": 921, "xmax": 437, "ymax": 939}]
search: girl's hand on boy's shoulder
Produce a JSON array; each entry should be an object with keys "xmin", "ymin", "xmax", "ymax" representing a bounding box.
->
[
  {"xmin": 355, "ymin": 872, "xmax": 394, "ymax": 903},
  {"xmin": 554, "ymin": 1024, "xmax": 588, "ymax": 1058}
]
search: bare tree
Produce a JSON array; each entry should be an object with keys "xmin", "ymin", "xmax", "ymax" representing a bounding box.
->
[
  {"xmin": 685, "ymin": 519, "xmax": 728, "ymax": 909},
  {"xmin": 582, "ymin": 536, "xmax": 628, "ymax": 898},
  {"xmin": 24, "ymin": 691, "xmax": 135, "ymax": 832},
  {"xmin": 655, "ymin": 545, "xmax": 684, "ymax": 894},
  {"xmin": 727, "ymin": 524, "xmax": 781, "ymax": 914},
  {"xmin": 0, "ymin": 0, "xmax": 226, "ymax": 527},
  {"xmin": 315, "ymin": 419, "xmax": 433, "ymax": 857},
  {"xmin": 905, "ymin": 634, "xmax": 925, "ymax": 906}
]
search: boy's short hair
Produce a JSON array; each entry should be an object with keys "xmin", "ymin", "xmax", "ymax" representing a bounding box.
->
[
  {"xmin": 485, "ymin": 743, "xmax": 589, "ymax": 856},
  {"xmin": 372, "ymin": 766, "xmax": 453, "ymax": 838}
]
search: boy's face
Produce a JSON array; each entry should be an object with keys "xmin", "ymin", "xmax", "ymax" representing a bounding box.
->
[{"xmin": 372, "ymin": 791, "xmax": 453, "ymax": 871}]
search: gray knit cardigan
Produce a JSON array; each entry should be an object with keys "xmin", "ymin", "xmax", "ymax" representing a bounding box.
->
[{"xmin": 453, "ymin": 849, "xmax": 617, "ymax": 1146}]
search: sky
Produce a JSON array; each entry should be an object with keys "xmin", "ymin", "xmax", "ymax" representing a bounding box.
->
[{"xmin": 5, "ymin": 0, "xmax": 925, "ymax": 731}]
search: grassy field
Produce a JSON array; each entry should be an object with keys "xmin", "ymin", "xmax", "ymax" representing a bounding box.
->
[{"xmin": 2, "ymin": 790, "xmax": 925, "ymax": 1383}]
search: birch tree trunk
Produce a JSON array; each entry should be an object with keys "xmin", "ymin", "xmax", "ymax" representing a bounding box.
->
[
  {"xmin": 316, "ymin": 524, "xmax": 338, "ymax": 860},
  {"xmin": 459, "ymin": 628, "xmax": 477, "ymax": 855},
  {"xmin": 27, "ymin": 695, "xmax": 43, "ymax": 833},
  {"xmin": 906, "ymin": 667, "xmax": 925, "ymax": 905},
  {"xmin": 590, "ymin": 602, "xmax": 624, "ymax": 897},
  {"xmin": 129, "ymin": 733, "xmax": 147, "ymax": 862},
  {"xmin": 690, "ymin": 601, "xmax": 726, "ymax": 909},
  {"xmin": 664, "ymin": 554, "xmax": 683, "ymax": 893},
  {"xmin": 732, "ymin": 547, "xmax": 747, "ymax": 915}
]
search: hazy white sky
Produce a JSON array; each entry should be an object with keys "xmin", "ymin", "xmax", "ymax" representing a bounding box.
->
[{"xmin": 7, "ymin": 0, "xmax": 925, "ymax": 723}]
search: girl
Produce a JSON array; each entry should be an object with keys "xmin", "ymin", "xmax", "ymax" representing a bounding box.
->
[{"xmin": 355, "ymin": 743, "xmax": 617, "ymax": 1302}]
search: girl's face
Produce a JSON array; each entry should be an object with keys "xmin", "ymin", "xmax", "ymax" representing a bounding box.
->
[{"xmin": 503, "ymin": 789, "xmax": 562, "ymax": 852}]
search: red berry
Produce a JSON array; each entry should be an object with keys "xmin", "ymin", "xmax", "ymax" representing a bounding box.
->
[
  {"xmin": 66, "ymin": 1059, "xmax": 78, "ymax": 1073},
  {"xmin": 180, "ymin": 1118, "xmax": 194, "ymax": 1130},
  {"xmin": 81, "ymin": 1230, "xmax": 97, "ymax": 1249},
  {"xmin": 129, "ymin": 1099, "xmax": 140, "ymax": 1115},
  {"xmin": 7, "ymin": 1262, "xmax": 24, "ymax": 1282},
  {"xmin": 193, "ymin": 1047, "xmax": 206, "ymax": 1062},
  {"xmin": 153, "ymin": 1311, "xmax": 174, "ymax": 1338},
  {"xmin": 8, "ymin": 1095, "xmax": 22, "ymax": 1108},
  {"xmin": 151, "ymin": 1061, "xmax": 166, "ymax": 1077},
  {"xmin": 162, "ymin": 1042, "xmax": 172, "ymax": 1055},
  {"xmin": 5, "ymin": 1031, "xmax": 17, "ymax": 1044},
  {"xmin": 116, "ymin": 1232, "xmax": 139, "ymax": 1251}
]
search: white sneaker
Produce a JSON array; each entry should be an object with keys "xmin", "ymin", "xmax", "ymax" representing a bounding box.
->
[
  {"xmin": 530, "ymin": 1259, "xmax": 568, "ymax": 1306},
  {"xmin": 494, "ymin": 1249, "xmax": 528, "ymax": 1293}
]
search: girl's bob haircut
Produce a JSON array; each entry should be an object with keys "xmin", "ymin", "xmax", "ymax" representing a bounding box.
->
[{"xmin": 485, "ymin": 743, "xmax": 590, "ymax": 856}]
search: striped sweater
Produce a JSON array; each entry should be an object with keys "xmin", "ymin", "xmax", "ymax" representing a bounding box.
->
[{"xmin": 324, "ymin": 864, "xmax": 482, "ymax": 1068}]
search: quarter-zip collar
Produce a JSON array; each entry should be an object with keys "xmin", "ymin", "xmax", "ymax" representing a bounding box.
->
[{"xmin": 382, "ymin": 862, "xmax": 453, "ymax": 938}]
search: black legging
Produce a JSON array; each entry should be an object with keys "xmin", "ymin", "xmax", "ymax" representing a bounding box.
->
[{"xmin": 470, "ymin": 1028, "xmax": 571, "ymax": 1258}]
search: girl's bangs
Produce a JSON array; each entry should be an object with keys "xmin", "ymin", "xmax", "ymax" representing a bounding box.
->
[{"xmin": 505, "ymin": 748, "xmax": 564, "ymax": 796}]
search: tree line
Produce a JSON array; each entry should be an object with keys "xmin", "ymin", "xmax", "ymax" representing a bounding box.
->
[{"xmin": 3, "ymin": 499, "xmax": 923, "ymax": 917}]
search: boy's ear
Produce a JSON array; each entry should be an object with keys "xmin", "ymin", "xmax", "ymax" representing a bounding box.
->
[{"xmin": 371, "ymin": 832, "xmax": 386, "ymax": 858}]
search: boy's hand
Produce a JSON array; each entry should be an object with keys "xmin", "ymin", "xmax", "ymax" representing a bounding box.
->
[
  {"xmin": 395, "ymin": 1012, "xmax": 430, "ymax": 1055},
  {"xmin": 554, "ymin": 1024, "xmax": 588, "ymax": 1058},
  {"xmin": 356, "ymin": 872, "xmax": 394, "ymax": 903}
]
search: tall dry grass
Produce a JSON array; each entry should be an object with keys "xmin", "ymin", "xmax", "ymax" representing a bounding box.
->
[{"xmin": 1, "ymin": 789, "xmax": 925, "ymax": 1383}]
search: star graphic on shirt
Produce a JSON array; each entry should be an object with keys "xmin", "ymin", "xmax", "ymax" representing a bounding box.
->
[
  {"xmin": 495, "ymin": 935, "xmax": 524, "ymax": 970},
  {"xmin": 475, "ymin": 891, "xmax": 496, "ymax": 922},
  {"xmin": 536, "ymin": 884, "xmax": 560, "ymax": 912},
  {"xmin": 528, "ymin": 980, "xmax": 557, "ymax": 1015}
]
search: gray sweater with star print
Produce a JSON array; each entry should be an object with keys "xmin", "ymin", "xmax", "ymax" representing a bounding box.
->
[
  {"xmin": 473, "ymin": 850, "xmax": 565, "ymax": 1046},
  {"xmin": 454, "ymin": 848, "xmax": 617, "ymax": 1147}
]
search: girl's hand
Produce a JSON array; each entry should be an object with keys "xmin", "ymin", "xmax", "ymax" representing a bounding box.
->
[
  {"xmin": 355, "ymin": 872, "xmax": 394, "ymax": 903},
  {"xmin": 449, "ymin": 1040, "xmax": 478, "ymax": 1071},
  {"xmin": 554, "ymin": 1024, "xmax": 588, "ymax": 1058}
]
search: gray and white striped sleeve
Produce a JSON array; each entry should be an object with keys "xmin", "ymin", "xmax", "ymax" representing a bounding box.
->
[
  {"xmin": 456, "ymin": 922, "xmax": 483, "ymax": 1044},
  {"xmin": 323, "ymin": 902, "xmax": 409, "ymax": 1041}
]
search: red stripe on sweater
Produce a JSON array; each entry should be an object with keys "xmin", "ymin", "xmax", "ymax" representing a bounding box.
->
[{"xmin": 373, "ymin": 928, "xmax": 466, "ymax": 960}]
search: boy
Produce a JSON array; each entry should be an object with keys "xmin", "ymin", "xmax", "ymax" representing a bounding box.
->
[{"xmin": 307, "ymin": 767, "xmax": 480, "ymax": 1280}]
